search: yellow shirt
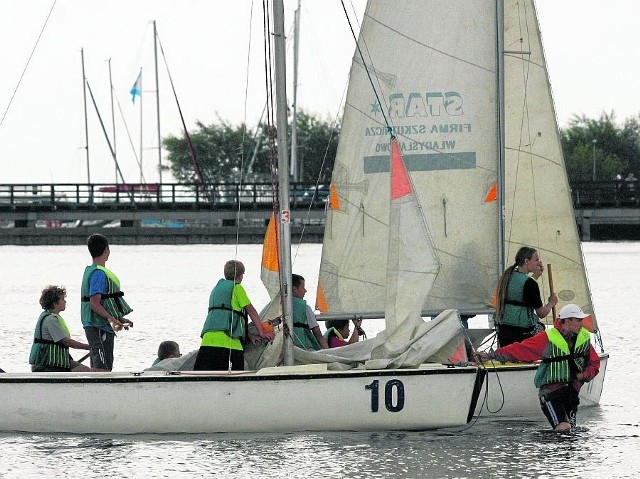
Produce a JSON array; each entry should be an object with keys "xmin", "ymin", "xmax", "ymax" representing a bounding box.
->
[{"xmin": 201, "ymin": 283, "xmax": 251, "ymax": 350}]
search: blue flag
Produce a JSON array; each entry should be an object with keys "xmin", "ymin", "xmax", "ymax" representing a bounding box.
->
[{"xmin": 130, "ymin": 71, "xmax": 142, "ymax": 103}]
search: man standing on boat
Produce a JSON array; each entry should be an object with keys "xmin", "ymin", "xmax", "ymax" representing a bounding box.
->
[
  {"xmin": 475, "ymin": 304, "xmax": 600, "ymax": 431},
  {"xmin": 194, "ymin": 260, "xmax": 275, "ymax": 371},
  {"xmin": 81, "ymin": 234, "xmax": 133, "ymax": 371},
  {"xmin": 291, "ymin": 274, "xmax": 328, "ymax": 350}
]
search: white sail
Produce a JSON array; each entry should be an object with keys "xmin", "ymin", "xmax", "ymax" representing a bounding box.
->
[
  {"xmin": 503, "ymin": 0, "xmax": 596, "ymax": 327},
  {"xmin": 318, "ymin": 0, "xmax": 596, "ymax": 326},
  {"xmin": 318, "ymin": 0, "xmax": 501, "ymax": 315},
  {"xmin": 297, "ymin": 139, "xmax": 464, "ymax": 370}
]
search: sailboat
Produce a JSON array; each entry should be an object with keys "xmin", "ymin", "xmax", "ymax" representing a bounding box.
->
[
  {"xmin": 0, "ymin": 0, "xmax": 484, "ymax": 434},
  {"xmin": 316, "ymin": 0, "xmax": 607, "ymax": 418}
]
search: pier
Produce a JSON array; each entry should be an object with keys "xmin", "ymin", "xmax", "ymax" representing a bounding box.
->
[{"xmin": 1, "ymin": 181, "xmax": 639, "ymax": 245}]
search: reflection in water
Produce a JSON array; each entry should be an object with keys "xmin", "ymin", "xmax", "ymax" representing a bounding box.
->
[{"xmin": 2, "ymin": 419, "xmax": 638, "ymax": 479}]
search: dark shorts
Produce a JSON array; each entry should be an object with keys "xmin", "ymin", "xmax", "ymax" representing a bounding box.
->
[
  {"xmin": 84, "ymin": 327, "xmax": 115, "ymax": 371},
  {"xmin": 497, "ymin": 323, "xmax": 539, "ymax": 347},
  {"xmin": 193, "ymin": 346, "xmax": 244, "ymax": 371},
  {"xmin": 540, "ymin": 385, "xmax": 580, "ymax": 428}
]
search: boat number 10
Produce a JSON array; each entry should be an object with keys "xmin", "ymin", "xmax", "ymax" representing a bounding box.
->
[{"xmin": 365, "ymin": 379, "xmax": 405, "ymax": 412}]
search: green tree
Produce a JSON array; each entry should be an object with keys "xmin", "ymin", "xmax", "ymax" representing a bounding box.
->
[
  {"xmin": 560, "ymin": 112, "xmax": 639, "ymax": 181},
  {"xmin": 163, "ymin": 111, "xmax": 339, "ymax": 185},
  {"xmin": 163, "ymin": 118, "xmax": 271, "ymax": 184},
  {"xmin": 293, "ymin": 111, "xmax": 340, "ymax": 183}
]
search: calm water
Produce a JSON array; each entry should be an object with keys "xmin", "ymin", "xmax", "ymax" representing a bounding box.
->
[{"xmin": 0, "ymin": 242, "xmax": 637, "ymax": 478}]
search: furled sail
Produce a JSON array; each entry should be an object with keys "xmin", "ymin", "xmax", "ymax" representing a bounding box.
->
[
  {"xmin": 298, "ymin": 137, "xmax": 464, "ymax": 370},
  {"xmin": 260, "ymin": 213, "xmax": 281, "ymax": 300}
]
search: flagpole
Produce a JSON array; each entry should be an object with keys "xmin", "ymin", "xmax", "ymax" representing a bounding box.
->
[{"xmin": 139, "ymin": 67, "xmax": 143, "ymax": 184}]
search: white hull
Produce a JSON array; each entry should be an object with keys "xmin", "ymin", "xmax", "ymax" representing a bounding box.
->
[
  {"xmin": 475, "ymin": 353, "xmax": 608, "ymax": 417},
  {"xmin": 0, "ymin": 364, "xmax": 484, "ymax": 434}
]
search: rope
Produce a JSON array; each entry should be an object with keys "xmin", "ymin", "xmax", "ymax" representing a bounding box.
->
[
  {"xmin": 1, "ymin": 1, "xmax": 57, "ymax": 129},
  {"xmin": 339, "ymin": 0, "xmax": 391, "ymax": 133},
  {"xmin": 155, "ymin": 32, "xmax": 208, "ymax": 198}
]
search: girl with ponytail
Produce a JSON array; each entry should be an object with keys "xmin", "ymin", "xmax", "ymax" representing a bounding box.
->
[{"xmin": 495, "ymin": 246, "xmax": 557, "ymax": 346}]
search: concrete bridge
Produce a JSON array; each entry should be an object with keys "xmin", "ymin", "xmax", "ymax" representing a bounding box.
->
[
  {"xmin": 0, "ymin": 181, "xmax": 638, "ymax": 245},
  {"xmin": 0, "ymin": 182, "xmax": 327, "ymax": 245}
]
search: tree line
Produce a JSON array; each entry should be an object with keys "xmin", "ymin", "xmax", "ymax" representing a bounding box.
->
[
  {"xmin": 561, "ymin": 112, "xmax": 640, "ymax": 182},
  {"xmin": 163, "ymin": 110, "xmax": 640, "ymax": 185},
  {"xmin": 162, "ymin": 111, "xmax": 338, "ymax": 185}
]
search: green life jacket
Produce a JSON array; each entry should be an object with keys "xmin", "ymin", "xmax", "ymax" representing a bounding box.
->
[
  {"xmin": 292, "ymin": 296, "xmax": 321, "ymax": 350},
  {"xmin": 500, "ymin": 270, "xmax": 537, "ymax": 329},
  {"xmin": 81, "ymin": 264, "xmax": 133, "ymax": 328},
  {"xmin": 29, "ymin": 311, "xmax": 71, "ymax": 371},
  {"xmin": 200, "ymin": 279, "xmax": 248, "ymax": 339},
  {"xmin": 534, "ymin": 328, "xmax": 591, "ymax": 388}
]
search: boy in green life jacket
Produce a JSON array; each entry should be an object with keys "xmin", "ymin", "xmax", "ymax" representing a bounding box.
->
[
  {"xmin": 29, "ymin": 285, "xmax": 99, "ymax": 372},
  {"xmin": 291, "ymin": 274, "xmax": 328, "ymax": 350},
  {"xmin": 81, "ymin": 234, "xmax": 133, "ymax": 371},
  {"xmin": 194, "ymin": 260, "xmax": 275, "ymax": 371}
]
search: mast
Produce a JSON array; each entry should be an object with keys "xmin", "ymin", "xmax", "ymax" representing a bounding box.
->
[
  {"xmin": 81, "ymin": 48, "xmax": 90, "ymax": 184},
  {"xmin": 496, "ymin": 0, "xmax": 506, "ymax": 276},
  {"xmin": 272, "ymin": 0, "xmax": 295, "ymax": 366},
  {"xmin": 153, "ymin": 21, "xmax": 162, "ymax": 184},
  {"xmin": 290, "ymin": 0, "xmax": 301, "ymax": 181},
  {"xmin": 108, "ymin": 58, "xmax": 118, "ymax": 184},
  {"xmin": 138, "ymin": 67, "xmax": 143, "ymax": 184}
]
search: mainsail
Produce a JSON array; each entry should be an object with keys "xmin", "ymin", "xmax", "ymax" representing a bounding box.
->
[{"xmin": 318, "ymin": 0, "xmax": 501, "ymax": 316}]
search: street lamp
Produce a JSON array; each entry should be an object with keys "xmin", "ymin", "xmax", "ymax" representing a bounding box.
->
[{"xmin": 592, "ymin": 139, "xmax": 597, "ymax": 181}]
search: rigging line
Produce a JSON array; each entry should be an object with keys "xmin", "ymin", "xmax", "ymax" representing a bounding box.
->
[
  {"xmin": 263, "ymin": 0, "xmax": 284, "ymax": 289},
  {"xmin": 0, "ymin": 0, "xmax": 56, "ymax": 129},
  {"xmin": 155, "ymin": 33, "xmax": 208, "ymax": 198},
  {"xmin": 292, "ymin": 109, "xmax": 342, "ymax": 262},
  {"xmin": 292, "ymin": 47, "xmax": 350, "ymax": 258},
  {"xmin": 340, "ymin": 0, "xmax": 390, "ymax": 133},
  {"xmin": 85, "ymin": 80, "xmax": 134, "ymax": 205},
  {"xmin": 235, "ymin": 0, "xmax": 258, "ymax": 258}
]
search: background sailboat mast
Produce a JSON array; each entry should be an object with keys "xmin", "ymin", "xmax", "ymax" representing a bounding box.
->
[
  {"xmin": 496, "ymin": 0, "xmax": 506, "ymax": 275},
  {"xmin": 80, "ymin": 48, "xmax": 90, "ymax": 184},
  {"xmin": 290, "ymin": 0, "xmax": 301, "ymax": 181},
  {"xmin": 138, "ymin": 67, "xmax": 143, "ymax": 184},
  {"xmin": 108, "ymin": 58, "xmax": 118, "ymax": 185},
  {"xmin": 272, "ymin": 0, "xmax": 295, "ymax": 365},
  {"xmin": 153, "ymin": 20, "xmax": 162, "ymax": 184}
]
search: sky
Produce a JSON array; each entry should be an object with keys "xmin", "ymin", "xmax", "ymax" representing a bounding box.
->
[{"xmin": 1, "ymin": 0, "xmax": 639, "ymax": 184}]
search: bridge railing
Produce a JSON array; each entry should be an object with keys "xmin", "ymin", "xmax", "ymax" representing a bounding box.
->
[
  {"xmin": 0, "ymin": 182, "xmax": 329, "ymax": 210},
  {"xmin": 1, "ymin": 181, "xmax": 636, "ymax": 211},
  {"xmin": 570, "ymin": 180, "xmax": 638, "ymax": 208}
]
